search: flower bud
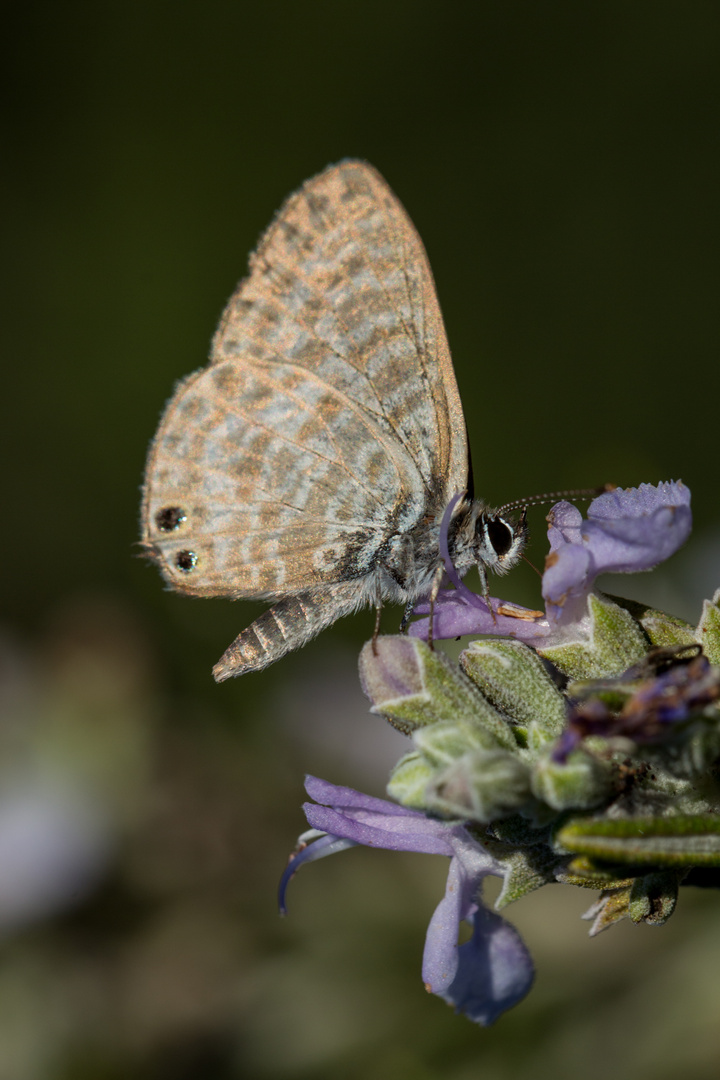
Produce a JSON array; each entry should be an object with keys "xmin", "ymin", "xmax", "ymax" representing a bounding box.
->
[
  {"xmin": 359, "ymin": 636, "xmax": 517, "ymax": 749},
  {"xmin": 460, "ymin": 638, "xmax": 566, "ymax": 745},
  {"xmin": 386, "ymin": 751, "xmax": 435, "ymax": 808},
  {"xmin": 426, "ymin": 749, "xmax": 531, "ymax": 823},
  {"xmin": 531, "ymin": 748, "xmax": 612, "ymax": 811},
  {"xmin": 413, "ymin": 719, "xmax": 497, "ymax": 768}
]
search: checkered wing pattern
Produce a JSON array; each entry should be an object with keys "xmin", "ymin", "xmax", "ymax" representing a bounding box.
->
[{"xmin": 142, "ymin": 161, "xmax": 468, "ymax": 600}]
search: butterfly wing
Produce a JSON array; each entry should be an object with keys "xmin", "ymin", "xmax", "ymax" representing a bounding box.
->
[{"xmin": 141, "ymin": 160, "xmax": 468, "ymax": 601}]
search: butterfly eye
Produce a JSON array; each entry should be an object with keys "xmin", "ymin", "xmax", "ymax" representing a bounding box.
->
[
  {"xmin": 483, "ymin": 517, "xmax": 514, "ymax": 558},
  {"xmin": 156, "ymin": 506, "xmax": 187, "ymax": 532},
  {"xmin": 175, "ymin": 550, "xmax": 198, "ymax": 572}
]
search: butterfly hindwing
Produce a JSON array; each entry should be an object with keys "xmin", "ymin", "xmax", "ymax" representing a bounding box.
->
[{"xmin": 142, "ymin": 161, "xmax": 468, "ymax": 601}]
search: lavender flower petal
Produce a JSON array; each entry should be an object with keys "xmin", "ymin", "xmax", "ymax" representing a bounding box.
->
[
  {"xmin": 544, "ymin": 482, "xmax": 692, "ymax": 624},
  {"xmin": 542, "ymin": 540, "xmax": 593, "ymax": 624},
  {"xmin": 302, "ymin": 781, "xmax": 459, "ymax": 855},
  {"xmin": 409, "ymin": 592, "xmax": 549, "ymax": 643},
  {"xmin": 582, "ymin": 481, "xmax": 692, "ymax": 570},
  {"xmin": 288, "ymin": 777, "xmax": 534, "ymax": 1025},
  {"xmin": 431, "ymin": 903, "xmax": 535, "ymax": 1025},
  {"xmin": 422, "ymin": 832, "xmax": 496, "ymax": 990},
  {"xmin": 304, "ymin": 776, "xmax": 415, "ymax": 817},
  {"xmin": 421, "ymin": 833, "xmax": 533, "ymax": 1022},
  {"xmin": 547, "ymin": 500, "xmax": 585, "ymax": 548},
  {"xmin": 278, "ymin": 832, "xmax": 357, "ymax": 915}
]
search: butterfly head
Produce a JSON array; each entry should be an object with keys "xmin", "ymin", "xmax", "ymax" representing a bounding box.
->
[
  {"xmin": 473, "ymin": 506, "xmax": 528, "ymax": 575},
  {"xmin": 450, "ymin": 500, "xmax": 528, "ymax": 578}
]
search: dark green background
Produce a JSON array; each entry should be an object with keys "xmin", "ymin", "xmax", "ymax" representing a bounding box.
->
[{"xmin": 2, "ymin": 4, "xmax": 720, "ymax": 1078}]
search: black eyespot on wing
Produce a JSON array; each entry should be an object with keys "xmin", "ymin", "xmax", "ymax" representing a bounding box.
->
[
  {"xmin": 175, "ymin": 550, "xmax": 197, "ymax": 572},
  {"xmin": 156, "ymin": 507, "xmax": 187, "ymax": 532},
  {"xmin": 485, "ymin": 517, "xmax": 514, "ymax": 558}
]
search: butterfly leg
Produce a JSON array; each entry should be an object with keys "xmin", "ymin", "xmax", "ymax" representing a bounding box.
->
[
  {"xmin": 371, "ymin": 603, "xmax": 383, "ymax": 655},
  {"xmin": 476, "ymin": 564, "xmax": 498, "ymax": 625},
  {"xmin": 212, "ymin": 582, "xmax": 364, "ymax": 681},
  {"xmin": 399, "ymin": 599, "xmax": 415, "ymax": 633},
  {"xmin": 426, "ymin": 563, "xmax": 446, "ymax": 651}
]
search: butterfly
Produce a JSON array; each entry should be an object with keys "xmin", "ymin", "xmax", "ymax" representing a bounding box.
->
[{"xmin": 141, "ymin": 161, "xmax": 527, "ymax": 680}]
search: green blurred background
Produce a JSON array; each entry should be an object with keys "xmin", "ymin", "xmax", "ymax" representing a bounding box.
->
[{"xmin": 2, "ymin": 3, "xmax": 720, "ymax": 1078}]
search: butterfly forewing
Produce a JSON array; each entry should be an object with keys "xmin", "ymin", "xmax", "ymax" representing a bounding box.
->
[
  {"xmin": 142, "ymin": 161, "xmax": 468, "ymax": 605},
  {"xmin": 214, "ymin": 162, "xmax": 466, "ymax": 489}
]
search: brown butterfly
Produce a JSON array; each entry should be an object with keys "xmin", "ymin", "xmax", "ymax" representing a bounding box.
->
[{"xmin": 141, "ymin": 161, "xmax": 526, "ymax": 680}]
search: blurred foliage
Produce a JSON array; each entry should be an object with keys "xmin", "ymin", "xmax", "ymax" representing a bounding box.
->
[{"xmin": 2, "ymin": 2, "xmax": 720, "ymax": 1077}]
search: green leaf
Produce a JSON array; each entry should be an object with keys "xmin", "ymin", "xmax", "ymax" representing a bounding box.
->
[
  {"xmin": 484, "ymin": 844, "xmax": 562, "ymax": 908},
  {"xmin": 581, "ymin": 885, "xmax": 633, "ymax": 936},
  {"xmin": 696, "ymin": 588, "xmax": 720, "ymax": 665},
  {"xmin": 628, "ymin": 871, "xmax": 680, "ymax": 926},
  {"xmin": 555, "ymin": 813, "xmax": 720, "ymax": 868},
  {"xmin": 607, "ymin": 594, "xmax": 698, "ymax": 650}
]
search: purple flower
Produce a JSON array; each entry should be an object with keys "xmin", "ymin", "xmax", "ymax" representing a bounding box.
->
[
  {"xmin": 410, "ymin": 482, "xmax": 692, "ymax": 643},
  {"xmin": 410, "ymin": 590, "xmax": 550, "ymax": 643},
  {"xmin": 543, "ymin": 481, "xmax": 691, "ymax": 626},
  {"xmin": 279, "ymin": 776, "xmax": 534, "ymax": 1025},
  {"xmin": 554, "ymin": 650, "xmax": 720, "ymax": 761}
]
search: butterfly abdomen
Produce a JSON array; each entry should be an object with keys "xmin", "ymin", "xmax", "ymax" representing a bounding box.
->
[{"xmin": 212, "ymin": 581, "xmax": 370, "ymax": 680}]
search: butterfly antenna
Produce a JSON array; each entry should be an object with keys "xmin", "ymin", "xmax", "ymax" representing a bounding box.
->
[{"xmin": 497, "ymin": 483, "xmax": 615, "ymax": 517}]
